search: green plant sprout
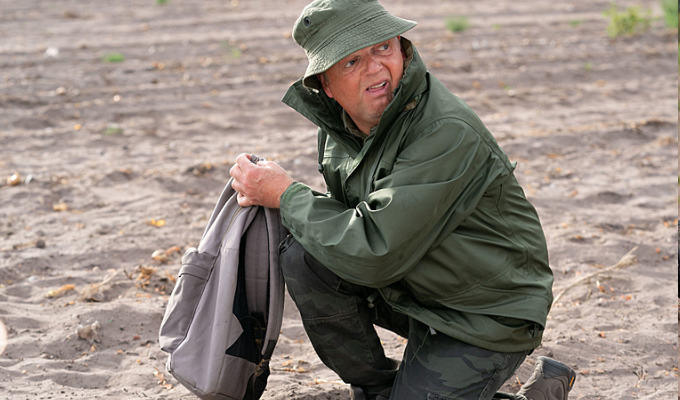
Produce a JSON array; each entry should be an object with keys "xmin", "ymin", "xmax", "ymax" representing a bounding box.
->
[
  {"xmin": 102, "ymin": 52, "xmax": 125, "ymax": 63},
  {"xmin": 446, "ymin": 16, "xmax": 469, "ymax": 33}
]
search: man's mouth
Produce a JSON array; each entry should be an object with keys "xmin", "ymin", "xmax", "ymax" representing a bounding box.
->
[{"xmin": 367, "ymin": 81, "xmax": 388, "ymax": 91}]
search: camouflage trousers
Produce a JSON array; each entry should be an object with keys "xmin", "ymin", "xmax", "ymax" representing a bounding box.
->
[{"xmin": 279, "ymin": 237, "xmax": 528, "ymax": 400}]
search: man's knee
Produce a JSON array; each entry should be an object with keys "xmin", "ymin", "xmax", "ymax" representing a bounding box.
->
[{"xmin": 391, "ymin": 321, "xmax": 528, "ymax": 399}]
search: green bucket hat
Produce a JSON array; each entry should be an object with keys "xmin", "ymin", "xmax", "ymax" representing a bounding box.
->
[{"xmin": 292, "ymin": 0, "xmax": 417, "ymax": 90}]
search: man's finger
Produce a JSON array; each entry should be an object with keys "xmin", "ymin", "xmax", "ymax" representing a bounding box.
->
[
  {"xmin": 236, "ymin": 192, "xmax": 251, "ymax": 207},
  {"xmin": 231, "ymin": 178, "xmax": 241, "ymax": 193},
  {"xmin": 229, "ymin": 163, "xmax": 241, "ymax": 180},
  {"xmin": 235, "ymin": 153, "xmax": 256, "ymax": 171}
]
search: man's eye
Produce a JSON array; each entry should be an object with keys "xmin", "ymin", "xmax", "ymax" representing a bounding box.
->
[
  {"xmin": 345, "ymin": 58, "xmax": 357, "ymax": 68},
  {"xmin": 380, "ymin": 43, "xmax": 389, "ymax": 50}
]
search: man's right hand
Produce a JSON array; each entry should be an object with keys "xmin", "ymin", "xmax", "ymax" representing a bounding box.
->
[{"xmin": 229, "ymin": 153, "xmax": 294, "ymax": 209}]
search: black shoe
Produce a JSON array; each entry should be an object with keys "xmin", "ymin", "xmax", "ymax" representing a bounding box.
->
[
  {"xmin": 516, "ymin": 356, "xmax": 576, "ymax": 400},
  {"xmin": 350, "ymin": 385, "xmax": 389, "ymax": 400}
]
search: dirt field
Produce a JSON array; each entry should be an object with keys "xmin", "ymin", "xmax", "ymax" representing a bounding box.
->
[{"xmin": 0, "ymin": 0, "xmax": 677, "ymax": 399}]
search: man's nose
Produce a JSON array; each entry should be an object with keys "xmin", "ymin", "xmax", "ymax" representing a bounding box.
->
[{"xmin": 365, "ymin": 55, "xmax": 383, "ymax": 74}]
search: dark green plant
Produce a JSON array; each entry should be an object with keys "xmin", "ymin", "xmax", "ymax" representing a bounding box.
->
[
  {"xmin": 445, "ymin": 16, "xmax": 469, "ymax": 33},
  {"xmin": 603, "ymin": 3, "xmax": 652, "ymax": 38},
  {"xmin": 157, "ymin": 0, "xmax": 169, "ymax": 5}
]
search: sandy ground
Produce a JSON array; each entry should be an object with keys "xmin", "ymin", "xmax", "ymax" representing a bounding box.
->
[{"xmin": 0, "ymin": 0, "xmax": 677, "ymax": 399}]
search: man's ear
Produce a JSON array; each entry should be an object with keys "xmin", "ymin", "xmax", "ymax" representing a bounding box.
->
[
  {"xmin": 318, "ymin": 73, "xmax": 334, "ymax": 98},
  {"xmin": 397, "ymin": 36, "xmax": 406, "ymax": 61}
]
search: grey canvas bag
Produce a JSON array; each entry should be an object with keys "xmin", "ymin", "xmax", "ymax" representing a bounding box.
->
[{"xmin": 159, "ymin": 178, "xmax": 286, "ymax": 399}]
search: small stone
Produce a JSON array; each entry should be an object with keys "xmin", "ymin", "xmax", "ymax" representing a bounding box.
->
[
  {"xmin": 151, "ymin": 250, "xmax": 168, "ymax": 263},
  {"xmin": 76, "ymin": 321, "xmax": 102, "ymax": 343},
  {"xmin": 6, "ymin": 172, "xmax": 22, "ymax": 186},
  {"xmin": 36, "ymin": 239, "xmax": 46, "ymax": 249},
  {"xmin": 45, "ymin": 47, "xmax": 59, "ymax": 57}
]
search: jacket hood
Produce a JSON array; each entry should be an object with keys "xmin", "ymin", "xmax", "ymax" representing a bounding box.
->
[{"xmin": 282, "ymin": 37, "xmax": 428, "ymax": 149}]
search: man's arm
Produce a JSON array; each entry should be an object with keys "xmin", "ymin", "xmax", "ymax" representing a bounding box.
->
[{"xmin": 278, "ymin": 119, "xmax": 512, "ymax": 288}]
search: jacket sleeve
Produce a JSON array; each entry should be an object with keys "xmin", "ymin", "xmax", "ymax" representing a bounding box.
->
[{"xmin": 279, "ymin": 118, "xmax": 511, "ymax": 288}]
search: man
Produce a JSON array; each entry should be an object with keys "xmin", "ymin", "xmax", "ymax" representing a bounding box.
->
[{"xmin": 229, "ymin": 0, "xmax": 576, "ymax": 399}]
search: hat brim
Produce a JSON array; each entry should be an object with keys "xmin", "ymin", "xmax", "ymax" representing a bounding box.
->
[{"xmin": 302, "ymin": 13, "xmax": 416, "ymax": 90}]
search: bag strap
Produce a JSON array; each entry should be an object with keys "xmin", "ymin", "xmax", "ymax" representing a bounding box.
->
[
  {"xmin": 317, "ymin": 130, "xmax": 327, "ymax": 174},
  {"xmin": 261, "ymin": 207, "xmax": 285, "ymax": 361},
  {"xmin": 201, "ymin": 178, "xmax": 238, "ymax": 241},
  {"xmin": 202, "ymin": 155, "xmax": 263, "ymax": 251}
]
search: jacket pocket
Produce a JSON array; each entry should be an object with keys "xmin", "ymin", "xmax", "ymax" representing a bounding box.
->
[{"xmin": 158, "ymin": 248, "xmax": 216, "ymax": 353}]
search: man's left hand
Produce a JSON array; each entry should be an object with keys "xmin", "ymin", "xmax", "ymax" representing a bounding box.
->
[{"xmin": 229, "ymin": 153, "xmax": 294, "ymax": 208}]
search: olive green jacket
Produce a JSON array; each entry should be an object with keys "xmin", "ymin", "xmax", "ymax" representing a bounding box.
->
[{"xmin": 280, "ymin": 40, "xmax": 553, "ymax": 352}]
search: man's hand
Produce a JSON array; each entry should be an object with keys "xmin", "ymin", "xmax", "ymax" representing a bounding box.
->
[{"xmin": 229, "ymin": 153, "xmax": 294, "ymax": 208}]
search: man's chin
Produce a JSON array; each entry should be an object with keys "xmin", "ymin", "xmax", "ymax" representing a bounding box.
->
[{"xmin": 368, "ymin": 97, "xmax": 392, "ymax": 116}]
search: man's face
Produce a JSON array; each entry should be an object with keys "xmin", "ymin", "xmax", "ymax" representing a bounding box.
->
[{"xmin": 319, "ymin": 37, "xmax": 405, "ymax": 134}]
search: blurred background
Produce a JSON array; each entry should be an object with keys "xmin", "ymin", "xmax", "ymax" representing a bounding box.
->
[{"xmin": 0, "ymin": 1, "xmax": 677, "ymax": 399}]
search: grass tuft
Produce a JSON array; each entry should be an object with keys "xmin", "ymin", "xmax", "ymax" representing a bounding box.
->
[
  {"xmin": 660, "ymin": 0, "xmax": 678, "ymax": 29},
  {"xmin": 104, "ymin": 123, "xmax": 124, "ymax": 135},
  {"xmin": 102, "ymin": 52, "xmax": 125, "ymax": 63},
  {"xmin": 446, "ymin": 16, "xmax": 469, "ymax": 33},
  {"xmin": 603, "ymin": 3, "xmax": 652, "ymax": 38}
]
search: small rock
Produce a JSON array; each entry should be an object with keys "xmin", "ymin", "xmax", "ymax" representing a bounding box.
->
[
  {"xmin": 76, "ymin": 321, "xmax": 102, "ymax": 343},
  {"xmin": 6, "ymin": 172, "xmax": 22, "ymax": 186},
  {"xmin": 80, "ymin": 283, "xmax": 105, "ymax": 302},
  {"xmin": 79, "ymin": 269, "xmax": 118, "ymax": 302},
  {"xmin": 151, "ymin": 249, "xmax": 168, "ymax": 263},
  {"xmin": 45, "ymin": 47, "xmax": 59, "ymax": 57},
  {"xmin": 36, "ymin": 239, "xmax": 46, "ymax": 249},
  {"xmin": 96, "ymin": 226, "xmax": 111, "ymax": 235}
]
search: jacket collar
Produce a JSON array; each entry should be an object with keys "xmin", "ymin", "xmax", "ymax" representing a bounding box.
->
[{"xmin": 282, "ymin": 38, "xmax": 428, "ymax": 150}]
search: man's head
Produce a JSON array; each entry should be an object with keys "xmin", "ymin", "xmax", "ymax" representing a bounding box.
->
[
  {"xmin": 318, "ymin": 37, "xmax": 404, "ymax": 134},
  {"xmin": 292, "ymin": 0, "xmax": 416, "ymax": 132}
]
